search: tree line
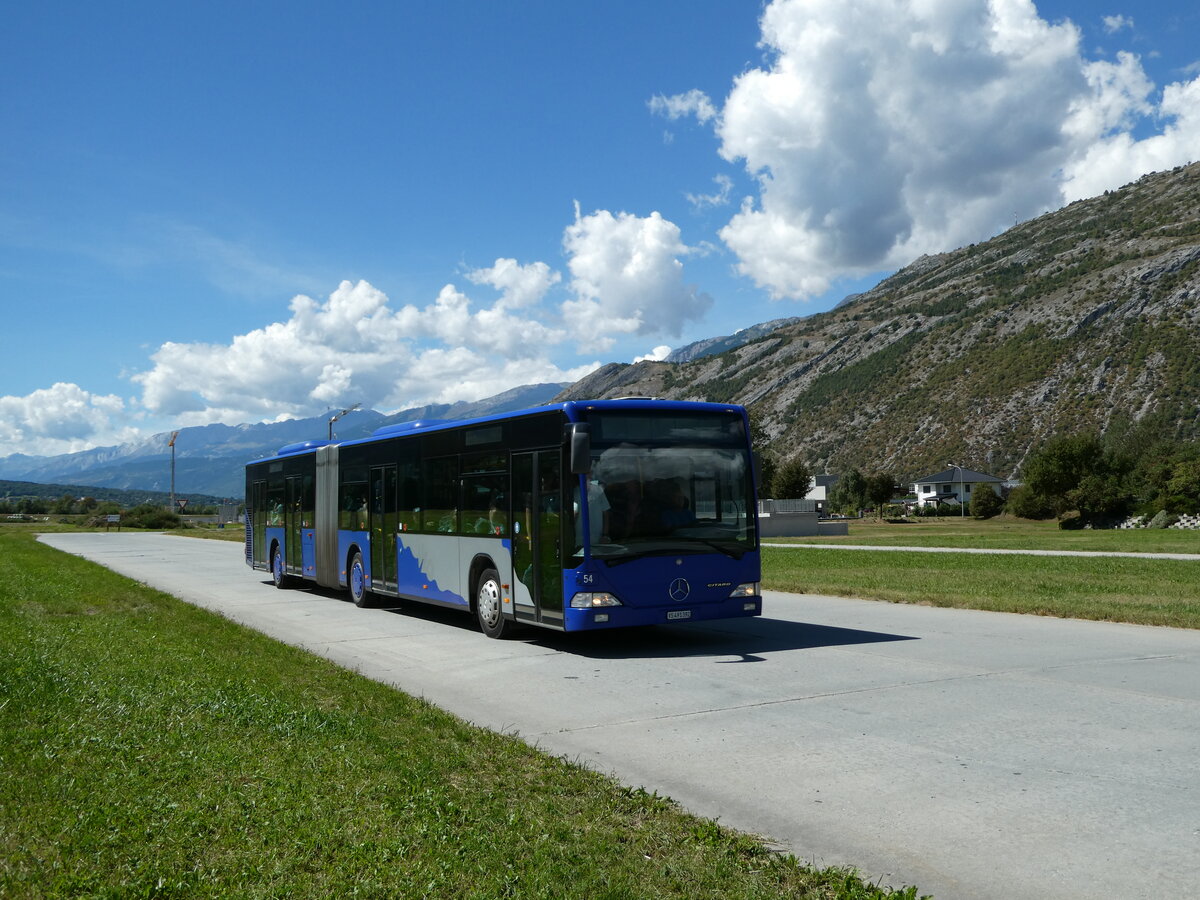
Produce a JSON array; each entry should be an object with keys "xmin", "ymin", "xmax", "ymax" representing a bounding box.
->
[
  {"xmin": 0, "ymin": 480, "xmax": 227, "ymax": 511},
  {"xmin": 0, "ymin": 494, "xmax": 224, "ymax": 517},
  {"xmin": 758, "ymin": 427, "xmax": 1199, "ymax": 526},
  {"xmin": 1010, "ymin": 432, "xmax": 1199, "ymax": 527}
]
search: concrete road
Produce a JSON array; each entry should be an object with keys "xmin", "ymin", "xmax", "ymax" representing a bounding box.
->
[{"xmin": 40, "ymin": 532, "xmax": 1200, "ymax": 900}]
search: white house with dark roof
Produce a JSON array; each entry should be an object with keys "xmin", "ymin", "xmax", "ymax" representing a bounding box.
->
[
  {"xmin": 910, "ymin": 467, "xmax": 1003, "ymax": 509},
  {"xmin": 803, "ymin": 474, "xmax": 839, "ymax": 513}
]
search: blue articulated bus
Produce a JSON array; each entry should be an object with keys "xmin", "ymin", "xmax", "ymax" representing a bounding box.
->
[{"xmin": 245, "ymin": 399, "xmax": 762, "ymax": 637}]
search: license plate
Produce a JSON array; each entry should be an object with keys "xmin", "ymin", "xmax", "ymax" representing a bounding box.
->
[{"xmin": 666, "ymin": 610, "xmax": 692, "ymax": 620}]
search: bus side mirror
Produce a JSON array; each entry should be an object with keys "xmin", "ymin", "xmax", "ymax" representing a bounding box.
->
[{"xmin": 566, "ymin": 423, "xmax": 592, "ymax": 475}]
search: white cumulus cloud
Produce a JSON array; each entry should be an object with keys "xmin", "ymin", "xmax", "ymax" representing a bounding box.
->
[
  {"xmin": 0, "ymin": 383, "xmax": 137, "ymax": 457},
  {"xmin": 1102, "ymin": 14, "xmax": 1133, "ymax": 35},
  {"xmin": 131, "ymin": 276, "xmax": 593, "ymax": 428},
  {"xmin": 1062, "ymin": 66, "xmax": 1200, "ymax": 201},
  {"xmin": 648, "ymin": 89, "xmax": 718, "ymax": 123},
  {"xmin": 562, "ymin": 204, "xmax": 713, "ymax": 350},
  {"xmin": 465, "ymin": 257, "xmax": 561, "ymax": 310},
  {"xmin": 4, "ymin": 204, "xmax": 724, "ymax": 455},
  {"xmin": 686, "ymin": 174, "xmax": 734, "ymax": 211},
  {"xmin": 633, "ymin": 345, "xmax": 673, "ymax": 363},
  {"xmin": 693, "ymin": 0, "xmax": 1200, "ymax": 300}
]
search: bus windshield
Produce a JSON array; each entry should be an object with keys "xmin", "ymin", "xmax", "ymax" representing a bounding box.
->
[{"xmin": 571, "ymin": 410, "xmax": 757, "ymax": 563}]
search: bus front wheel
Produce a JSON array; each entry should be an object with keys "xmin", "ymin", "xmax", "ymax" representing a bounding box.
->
[
  {"xmin": 475, "ymin": 568, "xmax": 509, "ymax": 639},
  {"xmin": 348, "ymin": 552, "xmax": 373, "ymax": 608}
]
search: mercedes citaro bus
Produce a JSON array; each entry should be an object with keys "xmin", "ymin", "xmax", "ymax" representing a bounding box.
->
[{"xmin": 245, "ymin": 399, "xmax": 761, "ymax": 637}]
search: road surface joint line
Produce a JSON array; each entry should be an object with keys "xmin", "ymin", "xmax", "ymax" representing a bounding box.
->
[{"xmin": 540, "ymin": 672, "xmax": 1007, "ymax": 736}]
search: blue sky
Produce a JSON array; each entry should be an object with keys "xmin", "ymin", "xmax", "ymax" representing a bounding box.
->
[{"xmin": 2, "ymin": 0, "xmax": 1198, "ymax": 457}]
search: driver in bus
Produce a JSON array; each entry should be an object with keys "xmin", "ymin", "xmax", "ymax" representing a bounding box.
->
[
  {"xmin": 659, "ymin": 480, "xmax": 695, "ymax": 529},
  {"xmin": 607, "ymin": 479, "xmax": 644, "ymax": 540}
]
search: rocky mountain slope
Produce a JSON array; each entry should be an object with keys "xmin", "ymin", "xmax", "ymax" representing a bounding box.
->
[
  {"xmin": 665, "ymin": 316, "xmax": 804, "ymax": 362},
  {"xmin": 558, "ymin": 162, "xmax": 1200, "ymax": 481}
]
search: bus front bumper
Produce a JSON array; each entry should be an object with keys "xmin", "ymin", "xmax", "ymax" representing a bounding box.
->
[{"xmin": 562, "ymin": 595, "xmax": 762, "ymax": 631}]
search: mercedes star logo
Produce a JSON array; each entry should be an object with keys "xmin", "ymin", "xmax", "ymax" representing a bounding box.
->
[{"xmin": 668, "ymin": 578, "xmax": 691, "ymax": 602}]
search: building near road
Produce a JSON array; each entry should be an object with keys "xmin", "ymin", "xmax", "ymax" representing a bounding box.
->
[{"xmin": 910, "ymin": 468, "xmax": 1003, "ymax": 509}]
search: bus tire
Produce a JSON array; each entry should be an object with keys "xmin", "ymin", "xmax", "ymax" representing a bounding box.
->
[
  {"xmin": 348, "ymin": 551, "xmax": 373, "ymax": 608},
  {"xmin": 271, "ymin": 544, "xmax": 289, "ymax": 589},
  {"xmin": 475, "ymin": 567, "xmax": 509, "ymax": 639}
]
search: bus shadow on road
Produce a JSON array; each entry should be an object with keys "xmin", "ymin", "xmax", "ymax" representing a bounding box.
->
[
  {"xmin": 292, "ymin": 587, "xmax": 918, "ymax": 658},
  {"xmin": 523, "ymin": 616, "xmax": 918, "ymax": 660}
]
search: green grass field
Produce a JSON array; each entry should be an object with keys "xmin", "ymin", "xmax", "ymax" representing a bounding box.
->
[
  {"xmin": 764, "ymin": 545, "xmax": 1200, "ymax": 628},
  {"xmin": 760, "ymin": 517, "xmax": 1200, "ymax": 629},
  {"xmin": 769, "ymin": 516, "xmax": 1200, "ymax": 553},
  {"xmin": 0, "ymin": 529, "xmax": 924, "ymax": 899},
  {"xmin": 6, "ymin": 515, "xmax": 1196, "ymax": 896}
]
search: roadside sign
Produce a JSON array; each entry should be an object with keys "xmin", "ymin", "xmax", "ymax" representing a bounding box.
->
[{"xmin": 176, "ymin": 499, "xmax": 189, "ymax": 511}]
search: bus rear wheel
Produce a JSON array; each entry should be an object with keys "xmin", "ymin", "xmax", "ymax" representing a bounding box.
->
[
  {"xmin": 475, "ymin": 568, "xmax": 509, "ymax": 639},
  {"xmin": 271, "ymin": 545, "xmax": 289, "ymax": 589},
  {"xmin": 348, "ymin": 551, "xmax": 373, "ymax": 608}
]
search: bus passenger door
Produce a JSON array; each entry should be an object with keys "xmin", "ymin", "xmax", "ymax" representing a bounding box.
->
[
  {"xmin": 370, "ymin": 465, "xmax": 398, "ymax": 593},
  {"xmin": 285, "ymin": 475, "xmax": 303, "ymax": 574},
  {"xmin": 512, "ymin": 451, "xmax": 563, "ymax": 626}
]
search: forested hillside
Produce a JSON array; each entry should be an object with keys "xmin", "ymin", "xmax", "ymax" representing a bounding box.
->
[{"xmin": 559, "ymin": 162, "xmax": 1200, "ymax": 481}]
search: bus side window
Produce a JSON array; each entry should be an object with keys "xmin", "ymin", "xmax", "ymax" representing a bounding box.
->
[
  {"xmin": 462, "ymin": 474, "xmax": 507, "ymax": 536},
  {"xmin": 422, "ymin": 457, "xmax": 458, "ymax": 534},
  {"xmin": 267, "ymin": 483, "xmax": 284, "ymax": 526},
  {"xmin": 302, "ymin": 475, "xmax": 315, "ymax": 528},
  {"xmin": 397, "ymin": 473, "xmax": 420, "ymax": 534},
  {"xmin": 340, "ymin": 481, "xmax": 368, "ymax": 531}
]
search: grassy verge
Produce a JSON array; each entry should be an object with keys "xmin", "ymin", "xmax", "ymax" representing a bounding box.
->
[
  {"xmin": 0, "ymin": 531, "xmax": 924, "ymax": 899},
  {"xmin": 768, "ymin": 517, "xmax": 1200, "ymax": 554},
  {"xmin": 764, "ymin": 546, "xmax": 1200, "ymax": 628},
  {"xmin": 0, "ymin": 520, "xmax": 245, "ymax": 540}
]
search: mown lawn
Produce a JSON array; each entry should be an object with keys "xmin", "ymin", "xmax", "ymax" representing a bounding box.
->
[
  {"xmin": 0, "ymin": 530, "xmax": 925, "ymax": 899},
  {"xmin": 763, "ymin": 545, "xmax": 1200, "ymax": 628},
  {"xmin": 768, "ymin": 516, "xmax": 1200, "ymax": 554}
]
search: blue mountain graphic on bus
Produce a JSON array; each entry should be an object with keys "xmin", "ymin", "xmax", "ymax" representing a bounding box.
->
[{"xmin": 395, "ymin": 543, "xmax": 466, "ymax": 606}]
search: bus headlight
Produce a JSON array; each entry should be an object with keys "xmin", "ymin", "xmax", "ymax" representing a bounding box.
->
[
  {"xmin": 729, "ymin": 582, "xmax": 759, "ymax": 598},
  {"xmin": 570, "ymin": 592, "xmax": 622, "ymax": 608}
]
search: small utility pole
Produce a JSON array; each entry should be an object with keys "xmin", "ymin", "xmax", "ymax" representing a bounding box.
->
[
  {"xmin": 169, "ymin": 431, "xmax": 180, "ymax": 511},
  {"xmin": 948, "ymin": 462, "xmax": 965, "ymax": 518}
]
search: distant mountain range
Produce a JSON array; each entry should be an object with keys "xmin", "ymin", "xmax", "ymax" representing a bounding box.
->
[
  {"xmin": 11, "ymin": 162, "xmax": 1200, "ymax": 496},
  {"xmin": 556, "ymin": 161, "xmax": 1200, "ymax": 481},
  {"xmin": 0, "ymin": 383, "xmax": 568, "ymax": 499}
]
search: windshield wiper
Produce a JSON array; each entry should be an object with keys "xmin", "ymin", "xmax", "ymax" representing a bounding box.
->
[
  {"xmin": 685, "ymin": 538, "xmax": 746, "ymax": 560},
  {"xmin": 601, "ymin": 546, "xmax": 706, "ymax": 567},
  {"xmin": 600, "ymin": 541, "xmax": 746, "ymax": 566}
]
